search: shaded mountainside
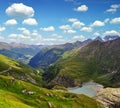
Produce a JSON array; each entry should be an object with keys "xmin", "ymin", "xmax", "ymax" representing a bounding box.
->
[
  {"xmin": 0, "ymin": 42, "xmax": 43, "ymax": 63},
  {"xmin": 95, "ymin": 88, "xmax": 120, "ymax": 108},
  {"xmin": 0, "ymin": 54, "xmax": 43, "ymax": 86},
  {"xmin": 0, "ymin": 75, "xmax": 104, "ymax": 108},
  {"xmin": 29, "ymin": 39, "xmax": 92, "ymax": 68},
  {"xmin": 43, "ymin": 38, "xmax": 120, "ymax": 88}
]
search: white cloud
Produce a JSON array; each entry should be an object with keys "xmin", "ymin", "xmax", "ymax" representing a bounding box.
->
[
  {"xmin": 9, "ymin": 33, "xmax": 31, "ymax": 39},
  {"xmin": 103, "ymin": 30, "xmax": 120, "ymax": 36},
  {"xmin": 8, "ymin": 34, "xmax": 18, "ymax": 38},
  {"xmin": 73, "ymin": 35, "xmax": 85, "ymax": 41},
  {"xmin": 42, "ymin": 38, "xmax": 56, "ymax": 42},
  {"xmin": 80, "ymin": 27, "xmax": 92, "ymax": 32},
  {"xmin": 106, "ymin": 8, "xmax": 116, "ymax": 13},
  {"xmin": 5, "ymin": 19, "xmax": 17, "ymax": 25},
  {"xmin": 0, "ymin": 36, "xmax": 4, "ymax": 40},
  {"xmin": 59, "ymin": 24, "xmax": 77, "ymax": 34},
  {"xmin": 17, "ymin": 27, "xmax": 30, "ymax": 36},
  {"xmin": 40, "ymin": 26, "xmax": 55, "ymax": 32},
  {"xmin": 66, "ymin": 29, "xmax": 76, "ymax": 34},
  {"xmin": 18, "ymin": 34, "xmax": 31, "ymax": 39},
  {"xmin": 111, "ymin": 4, "xmax": 120, "ymax": 9},
  {"xmin": 110, "ymin": 17, "xmax": 120, "ymax": 24},
  {"xmin": 93, "ymin": 32, "xmax": 100, "ymax": 37},
  {"xmin": 52, "ymin": 34, "xmax": 63, "ymax": 39},
  {"xmin": 68, "ymin": 18, "xmax": 78, "ymax": 22},
  {"xmin": 68, "ymin": 18, "xmax": 85, "ymax": 28},
  {"xmin": 22, "ymin": 18, "xmax": 38, "ymax": 26},
  {"xmin": 6, "ymin": 3, "xmax": 34, "ymax": 18},
  {"xmin": 59, "ymin": 25, "xmax": 71, "ymax": 30},
  {"xmin": 0, "ymin": 27, "xmax": 6, "ymax": 32},
  {"xmin": 104, "ymin": 18, "xmax": 110, "ymax": 23},
  {"xmin": 22, "ymin": 29, "xmax": 30, "ymax": 36},
  {"xmin": 31, "ymin": 30, "xmax": 39, "ymax": 36},
  {"xmin": 74, "ymin": 5, "xmax": 88, "ymax": 12},
  {"xmin": 106, "ymin": 4, "xmax": 120, "ymax": 13},
  {"xmin": 72, "ymin": 21, "xmax": 85, "ymax": 28},
  {"xmin": 91, "ymin": 20, "xmax": 105, "ymax": 27},
  {"xmin": 17, "ymin": 27, "xmax": 26, "ymax": 31}
]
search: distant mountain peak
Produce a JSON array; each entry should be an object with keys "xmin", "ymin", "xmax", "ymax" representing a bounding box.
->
[
  {"xmin": 103, "ymin": 35, "xmax": 120, "ymax": 41},
  {"xmin": 94, "ymin": 36, "xmax": 103, "ymax": 42},
  {"xmin": 94, "ymin": 35, "xmax": 120, "ymax": 42}
]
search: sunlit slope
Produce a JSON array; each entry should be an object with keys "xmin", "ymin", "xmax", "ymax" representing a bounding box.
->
[
  {"xmin": 0, "ymin": 75, "xmax": 103, "ymax": 108},
  {"xmin": 0, "ymin": 54, "xmax": 43, "ymax": 86}
]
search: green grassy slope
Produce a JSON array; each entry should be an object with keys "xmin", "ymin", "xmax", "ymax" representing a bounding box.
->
[
  {"xmin": 44, "ymin": 38, "xmax": 120, "ymax": 87},
  {"xmin": 0, "ymin": 54, "xmax": 43, "ymax": 86},
  {"xmin": 29, "ymin": 40, "xmax": 92, "ymax": 69},
  {"xmin": 0, "ymin": 75, "xmax": 103, "ymax": 108}
]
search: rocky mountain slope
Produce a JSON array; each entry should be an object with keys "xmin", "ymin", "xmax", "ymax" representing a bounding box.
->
[
  {"xmin": 95, "ymin": 88, "xmax": 120, "ymax": 108},
  {"xmin": 43, "ymin": 38, "xmax": 120, "ymax": 87}
]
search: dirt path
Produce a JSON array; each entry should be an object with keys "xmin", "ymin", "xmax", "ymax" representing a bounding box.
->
[{"xmin": 0, "ymin": 66, "xmax": 12, "ymax": 74}]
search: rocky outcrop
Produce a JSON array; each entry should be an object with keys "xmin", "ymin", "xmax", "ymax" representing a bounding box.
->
[
  {"xmin": 49, "ymin": 75, "xmax": 77, "ymax": 88},
  {"xmin": 95, "ymin": 88, "xmax": 120, "ymax": 108}
]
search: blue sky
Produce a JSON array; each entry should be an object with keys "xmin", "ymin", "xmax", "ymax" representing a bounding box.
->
[{"xmin": 0, "ymin": 0, "xmax": 120, "ymax": 45}]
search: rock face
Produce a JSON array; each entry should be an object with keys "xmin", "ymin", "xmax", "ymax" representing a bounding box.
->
[{"xmin": 95, "ymin": 88, "xmax": 120, "ymax": 108}]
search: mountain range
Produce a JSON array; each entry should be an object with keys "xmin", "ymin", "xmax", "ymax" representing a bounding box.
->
[
  {"xmin": 40, "ymin": 37, "xmax": 120, "ymax": 88},
  {"xmin": 0, "ymin": 35, "xmax": 120, "ymax": 108},
  {"xmin": 29, "ymin": 35, "xmax": 120, "ymax": 69},
  {"xmin": 0, "ymin": 42, "xmax": 45, "ymax": 63}
]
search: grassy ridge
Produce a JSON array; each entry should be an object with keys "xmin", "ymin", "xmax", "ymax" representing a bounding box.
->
[
  {"xmin": 0, "ymin": 75, "xmax": 103, "ymax": 108},
  {"xmin": 0, "ymin": 54, "xmax": 43, "ymax": 86}
]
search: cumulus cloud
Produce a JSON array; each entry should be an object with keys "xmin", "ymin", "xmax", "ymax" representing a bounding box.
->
[
  {"xmin": 8, "ymin": 34, "xmax": 18, "ymax": 38},
  {"xmin": 91, "ymin": 20, "xmax": 105, "ymax": 27},
  {"xmin": 17, "ymin": 27, "xmax": 30, "ymax": 36},
  {"xmin": 59, "ymin": 24, "xmax": 76, "ymax": 34},
  {"xmin": 0, "ymin": 27, "xmax": 6, "ymax": 32},
  {"xmin": 66, "ymin": 29, "xmax": 76, "ymax": 34},
  {"xmin": 104, "ymin": 18, "xmax": 110, "ymax": 23},
  {"xmin": 73, "ymin": 35, "xmax": 85, "ymax": 41},
  {"xmin": 5, "ymin": 19, "xmax": 17, "ymax": 25},
  {"xmin": 9, "ymin": 33, "xmax": 31, "ymax": 39},
  {"xmin": 103, "ymin": 30, "xmax": 120, "ymax": 36},
  {"xmin": 59, "ymin": 25, "xmax": 71, "ymax": 30},
  {"xmin": 110, "ymin": 17, "xmax": 120, "ymax": 24},
  {"xmin": 74, "ymin": 5, "xmax": 88, "ymax": 12},
  {"xmin": 22, "ymin": 18, "xmax": 38, "ymax": 26},
  {"xmin": 68, "ymin": 18, "xmax": 78, "ymax": 22},
  {"xmin": 6, "ymin": 3, "xmax": 34, "ymax": 18},
  {"xmin": 93, "ymin": 32, "xmax": 100, "ymax": 37},
  {"xmin": 106, "ymin": 4, "xmax": 120, "ymax": 13},
  {"xmin": 106, "ymin": 8, "xmax": 116, "ymax": 13},
  {"xmin": 22, "ymin": 29, "xmax": 30, "ymax": 36},
  {"xmin": 80, "ymin": 27, "xmax": 92, "ymax": 32},
  {"xmin": 72, "ymin": 21, "xmax": 85, "ymax": 28},
  {"xmin": 68, "ymin": 18, "xmax": 85, "ymax": 28},
  {"xmin": 40, "ymin": 26, "xmax": 55, "ymax": 32}
]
